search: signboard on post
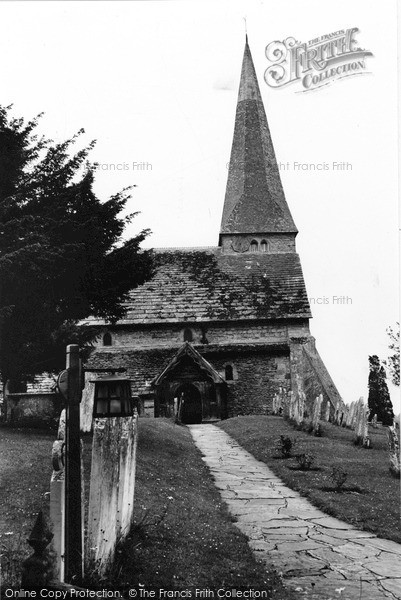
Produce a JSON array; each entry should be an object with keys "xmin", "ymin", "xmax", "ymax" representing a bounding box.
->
[{"xmin": 56, "ymin": 369, "xmax": 68, "ymax": 401}]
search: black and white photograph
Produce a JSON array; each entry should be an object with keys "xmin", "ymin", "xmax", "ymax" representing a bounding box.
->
[{"xmin": 0, "ymin": 1, "xmax": 399, "ymax": 598}]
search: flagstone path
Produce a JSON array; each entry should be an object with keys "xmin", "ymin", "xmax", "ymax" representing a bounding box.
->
[{"xmin": 188, "ymin": 424, "xmax": 401, "ymax": 600}]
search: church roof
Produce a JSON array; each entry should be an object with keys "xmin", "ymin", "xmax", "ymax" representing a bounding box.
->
[
  {"xmin": 85, "ymin": 247, "xmax": 311, "ymax": 326},
  {"xmin": 152, "ymin": 342, "xmax": 225, "ymax": 385},
  {"xmin": 220, "ymin": 38, "xmax": 297, "ymax": 238}
]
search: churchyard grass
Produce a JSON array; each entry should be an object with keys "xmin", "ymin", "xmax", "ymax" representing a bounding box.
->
[
  {"xmin": 96, "ymin": 418, "xmax": 296, "ymax": 597},
  {"xmin": 218, "ymin": 416, "xmax": 401, "ymax": 543},
  {"xmin": 0, "ymin": 426, "xmax": 54, "ymax": 588},
  {"xmin": 0, "ymin": 421, "xmax": 296, "ymax": 597}
]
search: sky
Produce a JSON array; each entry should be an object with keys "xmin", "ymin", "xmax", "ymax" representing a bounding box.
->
[{"xmin": 0, "ymin": 0, "xmax": 399, "ymax": 406}]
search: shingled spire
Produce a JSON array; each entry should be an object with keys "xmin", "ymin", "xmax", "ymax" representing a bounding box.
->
[{"xmin": 219, "ymin": 38, "xmax": 297, "ymax": 248}]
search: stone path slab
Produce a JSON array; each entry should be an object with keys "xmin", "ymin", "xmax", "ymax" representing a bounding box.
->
[{"xmin": 188, "ymin": 424, "xmax": 401, "ymax": 600}]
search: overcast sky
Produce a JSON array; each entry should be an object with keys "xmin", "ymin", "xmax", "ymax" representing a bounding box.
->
[{"xmin": 0, "ymin": 0, "xmax": 399, "ymax": 407}]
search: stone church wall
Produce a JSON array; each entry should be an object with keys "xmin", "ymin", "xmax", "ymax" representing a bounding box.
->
[
  {"xmin": 209, "ymin": 351, "xmax": 290, "ymax": 415},
  {"xmin": 93, "ymin": 320, "xmax": 310, "ymax": 350},
  {"xmin": 85, "ymin": 345, "xmax": 292, "ymax": 417},
  {"xmin": 220, "ymin": 234, "xmax": 296, "ymax": 254}
]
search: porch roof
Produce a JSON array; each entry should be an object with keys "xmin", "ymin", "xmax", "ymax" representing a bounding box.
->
[{"xmin": 152, "ymin": 342, "xmax": 226, "ymax": 386}]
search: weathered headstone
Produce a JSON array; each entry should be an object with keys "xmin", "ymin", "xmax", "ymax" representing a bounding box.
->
[
  {"xmin": 333, "ymin": 400, "xmax": 340, "ymax": 425},
  {"xmin": 387, "ymin": 425, "xmax": 400, "ymax": 478},
  {"xmin": 50, "ymin": 411, "xmax": 66, "ymax": 581},
  {"xmin": 312, "ymin": 394, "xmax": 323, "ymax": 435},
  {"xmin": 354, "ymin": 399, "xmax": 370, "ymax": 448},
  {"xmin": 346, "ymin": 401, "xmax": 355, "ymax": 428},
  {"xmin": 283, "ymin": 390, "xmax": 291, "ymax": 419},
  {"xmin": 325, "ymin": 400, "xmax": 330, "ymax": 422}
]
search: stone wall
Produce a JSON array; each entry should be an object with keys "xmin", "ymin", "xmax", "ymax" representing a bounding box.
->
[
  {"xmin": 5, "ymin": 392, "xmax": 62, "ymax": 427},
  {"xmin": 85, "ymin": 344, "xmax": 291, "ymax": 417},
  {"xmin": 220, "ymin": 233, "xmax": 296, "ymax": 254},
  {"xmin": 92, "ymin": 320, "xmax": 310, "ymax": 351},
  {"xmin": 208, "ymin": 350, "xmax": 290, "ymax": 416}
]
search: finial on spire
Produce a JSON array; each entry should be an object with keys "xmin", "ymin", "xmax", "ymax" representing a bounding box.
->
[{"xmin": 243, "ymin": 17, "xmax": 248, "ymax": 43}]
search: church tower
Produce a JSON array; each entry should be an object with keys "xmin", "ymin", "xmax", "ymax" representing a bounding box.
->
[
  {"xmin": 83, "ymin": 36, "xmax": 344, "ymax": 425},
  {"xmin": 220, "ymin": 37, "xmax": 297, "ymax": 255}
]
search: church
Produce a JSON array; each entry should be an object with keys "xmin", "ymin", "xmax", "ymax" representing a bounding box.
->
[{"xmin": 82, "ymin": 38, "xmax": 342, "ymax": 424}]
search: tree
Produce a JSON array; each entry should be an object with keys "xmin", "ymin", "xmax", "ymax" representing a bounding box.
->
[
  {"xmin": 0, "ymin": 105, "xmax": 153, "ymax": 385},
  {"xmin": 367, "ymin": 355, "xmax": 394, "ymax": 426},
  {"xmin": 385, "ymin": 323, "xmax": 400, "ymax": 387}
]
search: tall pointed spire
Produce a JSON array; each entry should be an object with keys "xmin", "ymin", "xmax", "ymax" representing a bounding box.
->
[{"xmin": 219, "ymin": 38, "xmax": 297, "ymax": 244}]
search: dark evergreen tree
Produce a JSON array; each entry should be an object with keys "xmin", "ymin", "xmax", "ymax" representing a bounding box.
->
[
  {"xmin": 367, "ymin": 355, "xmax": 394, "ymax": 426},
  {"xmin": 0, "ymin": 105, "xmax": 153, "ymax": 384}
]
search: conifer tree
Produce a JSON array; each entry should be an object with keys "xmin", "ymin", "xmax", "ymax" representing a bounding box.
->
[
  {"xmin": 367, "ymin": 355, "xmax": 394, "ymax": 426},
  {"xmin": 0, "ymin": 105, "xmax": 153, "ymax": 385},
  {"xmin": 385, "ymin": 323, "xmax": 400, "ymax": 387}
]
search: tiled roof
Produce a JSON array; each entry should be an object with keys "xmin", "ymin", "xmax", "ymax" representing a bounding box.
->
[
  {"xmin": 220, "ymin": 40, "xmax": 297, "ymax": 236},
  {"xmin": 86, "ymin": 248, "xmax": 311, "ymax": 325},
  {"xmin": 153, "ymin": 342, "xmax": 226, "ymax": 385}
]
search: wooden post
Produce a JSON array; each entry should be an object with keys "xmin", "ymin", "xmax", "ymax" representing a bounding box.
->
[{"xmin": 64, "ymin": 344, "xmax": 83, "ymax": 583}]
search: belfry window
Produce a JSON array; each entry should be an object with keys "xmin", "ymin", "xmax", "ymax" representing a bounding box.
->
[
  {"xmin": 250, "ymin": 240, "xmax": 258, "ymax": 252},
  {"xmin": 103, "ymin": 332, "xmax": 112, "ymax": 346},
  {"xmin": 225, "ymin": 364, "xmax": 234, "ymax": 381},
  {"xmin": 261, "ymin": 240, "xmax": 268, "ymax": 252},
  {"xmin": 183, "ymin": 328, "xmax": 193, "ymax": 342}
]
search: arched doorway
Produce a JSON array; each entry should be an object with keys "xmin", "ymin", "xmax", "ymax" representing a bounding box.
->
[{"xmin": 177, "ymin": 383, "xmax": 202, "ymax": 424}]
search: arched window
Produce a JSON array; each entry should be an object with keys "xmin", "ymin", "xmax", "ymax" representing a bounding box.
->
[
  {"xmin": 261, "ymin": 240, "xmax": 268, "ymax": 252},
  {"xmin": 225, "ymin": 364, "xmax": 234, "ymax": 381},
  {"xmin": 183, "ymin": 328, "xmax": 193, "ymax": 342},
  {"xmin": 250, "ymin": 240, "xmax": 258, "ymax": 252},
  {"xmin": 103, "ymin": 332, "xmax": 112, "ymax": 346}
]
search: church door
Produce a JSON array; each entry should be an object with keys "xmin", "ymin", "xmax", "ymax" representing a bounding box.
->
[{"xmin": 179, "ymin": 384, "xmax": 202, "ymax": 424}]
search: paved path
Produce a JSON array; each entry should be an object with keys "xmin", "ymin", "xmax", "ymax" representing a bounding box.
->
[{"xmin": 188, "ymin": 424, "xmax": 401, "ymax": 600}]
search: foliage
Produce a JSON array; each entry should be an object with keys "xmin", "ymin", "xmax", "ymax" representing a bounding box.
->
[
  {"xmin": 367, "ymin": 355, "xmax": 394, "ymax": 426},
  {"xmin": 0, "ymin": 105, "xmax": 153, "ymax": 382},
  {"xmin": 330, "ymin": 466, "xmax": 348, "ymax": 491},
  {"xmin": 295, "ymin": 452, "xmax": 315, "ymax": 470},
  {"xmin": 384, "ymin": 323, "xmax": 400, "ymax": 387},
  {"xmin": 275, "ymin": 434, "xmax": 296, "ymax": 458}
]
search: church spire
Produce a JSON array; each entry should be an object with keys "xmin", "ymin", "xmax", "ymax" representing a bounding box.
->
[{"xmin": 219, "ymin": 38, "xmax": 297, "ymax": 246}]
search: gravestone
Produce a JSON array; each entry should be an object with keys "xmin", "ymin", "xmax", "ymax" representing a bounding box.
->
[
  {"xmin": 312, "ymin": 394, "xmax": 323, "ymax": 435},
  {"xmin": 387, "ymin": 425, "xmax": 400, "ymax": 477}
]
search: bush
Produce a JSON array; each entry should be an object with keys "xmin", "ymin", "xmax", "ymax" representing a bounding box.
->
[
  {"xmin": 330, "ymin": 466, "xmax": 348, "ymax": 491},
  {"xmin": 295, "ymin": 453, "xmax": 315, "ymax": 470},
  {"xmin": 275, "ymin": 435, "xmax": 296, "ymax": 458}
]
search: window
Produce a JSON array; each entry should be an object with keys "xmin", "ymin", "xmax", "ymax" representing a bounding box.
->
[
  {"xmin": 250, "ymin": 240, "xmax": 258, "ymax": 252},
  {"xmin": 225, "ymin": 364, "xmax": 234, "ymax": 381},
  {"xmin": 103, "ymin": 332, "xmax": 112, "ymax": 346},
  {"xmin": 183, "ymin": 328, "xmax": 193, "ymax": 342},
  {"xmin": 261, "ymin": 240, "xmax": 268, "ymax": 252}
]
